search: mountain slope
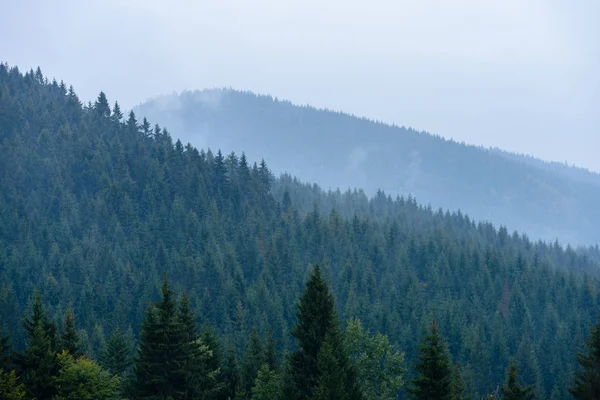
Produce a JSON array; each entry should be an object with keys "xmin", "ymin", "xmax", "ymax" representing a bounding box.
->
[
  {"xmin": 1, "ymin": 64, "xmax": 600, "ymax": 398},
  {"xmin": 135, "ymin": 89, "xmax": 600, "ymax": 245}
]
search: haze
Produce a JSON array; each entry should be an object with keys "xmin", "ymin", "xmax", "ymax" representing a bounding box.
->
[{"xmin": 1, "ymin": 0, "xmax": 598, "ymax": 171}]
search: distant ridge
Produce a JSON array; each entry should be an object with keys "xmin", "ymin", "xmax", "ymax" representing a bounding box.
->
[{"xmin": 136, "ymin": 89, "xmax": 600, "ymax": 245}]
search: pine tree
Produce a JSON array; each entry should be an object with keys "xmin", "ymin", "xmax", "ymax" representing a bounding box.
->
[
  {"xmin": 241, "ymin": 328, "xmax": 264, "ymax": 398},
  {"xmin": 408, "ymin": 320, "xmax": 454, "ymax": 400},
  {"xmin": 310, "ymin": 329, "xmax": 364, "ymax": 400},
  {"xmin": 94, "ymin": 91, "xmax": 111, "ymax": 118},
  {"xmin": 100, "ymin": 328, "xmax": 131, "ymax": 376},
  {"xmin": 500, "ymin": 360, "xmax": 534, "ymax": 400},
  {"xmin": 15, "ymin": 292, "xmax": 59, "ymax": 400},
  {"xmin": 60, "ymin": 308, "xmax": 81, "ymax": 358},
  {"xmin": 264, "ymin": 330, "xmax": 278, "ymax": 371},
  {"xmin": 252, "ymin": 364, "xmax": 282, "ymax": 400},
  {"xmin": 0, "ymin": 369, "xmax": 26, "ymax": 400},
  {"xmin": 570, "ymin": 316, "xmax": 600, "ymax": 399},
  {"xmin": 451, "ymin": 363, "xmax": 469, "ymax": 400},
  {"xmin": 178, "ymin": 293, "xmax": 223, "ymax": 399},
  {"xmin": 0, "ymin": 333, "xmax": 11, "ymax": 371},
  {"xmin": 222, "ymin": 347, "xmax": 240, "ymax": 400},
  {"xmin": 133, "ymin": 275, "xmax": 186, "ymax": 399},
  {"xmin": 285, "ymin": 265, "xmax": 362, "ymax": 400}
]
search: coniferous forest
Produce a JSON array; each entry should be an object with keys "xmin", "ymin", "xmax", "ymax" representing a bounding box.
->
[{"xmin": 2, "ymin": 63, "xmax": 600, "ymax": 399}]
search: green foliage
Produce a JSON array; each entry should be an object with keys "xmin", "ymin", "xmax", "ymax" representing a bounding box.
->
[
  {"xmin": 15, "ymin": 293, "xmax": 59, "ymax": 400},
  {"xmin": 54, "ymin": 350, "xmax": 123, "ymax": 400},
  {"xmin": 0, "ymin": 333, "xmax": 11, "ymax": 371},
  {"xmin": 133, "ymin": 275, "xmax": 186, "ymax": 399},
  {"xmin": 0, "ymin": 369, "xmax": 26, "ymax": 400},
  {"xmin": 451, "ymin": 363, "xmax": 469, "ymax": 400},
  {"xmin": 251, "ymin": 364, "xmax": 282, "ymax": 400},
  {"xmin": 285, "ymin": 266, "xmax": 338, "ymax": 399},
  {"xmin": 345, "ymin": 318, "xmax": 405, "ymax": 400},
  {"xmin": 286, "ymin": 266, "xmax": 362, "ymax": 400},
  {"xmin": 100, "ymin": 328, "xmax": 131, "ymax": 376},
  {"xmin": 499, "ymin": 360, "xmax": 535, "ymax": 400},
  {"xmin": 570, "ymin": 316, "xmax": 600, "ymax": 399},
  {"xmin": 61, "ymin": 308, "xmax": 82, "ymax": 358},
  {"xmin": 310, "ymin": 329, "xmax": 364, "ymax": 400},
  {"xmin": 1, "ymin": 64, "xmax": 600, "ymax": 398},
  {"xmin": 241, "ymin": 328, "xmax": 264, "ymax": 398},
  {"xmin": 408, "ymin": 321, "xmax": 454, "ymax": 400}
]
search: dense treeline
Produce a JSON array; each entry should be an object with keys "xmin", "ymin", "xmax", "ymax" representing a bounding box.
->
[
  {"xmin": 135, "ymin": 89, "xmax": 600, "ymax": 245},
  {"xmin": 1, "ymin": 63, "xmax": 600, "ymax": 398}
]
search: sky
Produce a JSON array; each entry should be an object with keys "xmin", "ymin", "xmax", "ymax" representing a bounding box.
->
[{"xmin": 1, "ymin": 0, "xmax": 598, "ymax": 171}]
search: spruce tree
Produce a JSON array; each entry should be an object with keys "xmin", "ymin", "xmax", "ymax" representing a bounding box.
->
[
  {"xmin": 408, "ymin": 320, "xmax": 454, "ymax": 400},
  {"xmin": 451, "ymin": 363, "xmax": 469, "ymax": 400},
  {"xmin": 252, "ymin": 364, "xmax": 282, "ymax": 400},
  {"xmin": 570, "ymin": 316, "xmax": 600, "ymax": 399},
  {"xmin": 0, "ymin": 369, "xmax": 26, "ymax": 400},
  {"xmin": 0, "ymin": 333, "xmax": 11, "ymax": 371},
  {"xmin": 133, "ymin": 275, "xmax": 186, "ymax": 399},
  {"xmin": 178, "ymin": 293, "xmax": 223, "ymax": 399},
  {"xmin": 15, "ymin": 292, "xmax": 58, "ymax": 400},
  {"xmin": 500, "ymin": 360, "xmax": 534, "ymax": 400},
  {"xmin": 285, "ymin": 265, "xmax": 362, "ymax": 400},
  {"xmin": 241, "ymin": 328, "xmax": 264, "ymax": 398},
  {"xmin": 222, "ymin": 347, "xmax": 240, "ymax": 400},
  {"xmin": 100, "ymin": 328, "xmax": 131, "ymax": 376},
  {"xmin": 60, "ymin": 308, "xmax": 81, "ymax": 358}
]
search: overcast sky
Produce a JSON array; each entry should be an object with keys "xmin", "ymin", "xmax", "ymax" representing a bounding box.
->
[{"xmin": 1, "ymin": 0, "xmax": 598, "ymax": 171}]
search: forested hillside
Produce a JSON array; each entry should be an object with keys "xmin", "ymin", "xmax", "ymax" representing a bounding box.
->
[
  {"xmin": 1, "ymin": 64, "xmax": 600, "ymax": 398},
  {"xmin": 135, "ymin": 89, "xmax": 600, "ymax": 245}
]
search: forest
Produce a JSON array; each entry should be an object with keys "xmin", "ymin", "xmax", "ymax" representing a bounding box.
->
[
  {"xmin": 1, "ymin": 63, "xmax": 600, "ymax": 399},
  {"xmin": 135, "ymin": 89, "xmax": 600, "ymax": 245}
]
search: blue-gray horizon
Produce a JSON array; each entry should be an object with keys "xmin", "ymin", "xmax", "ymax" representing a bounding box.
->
[{"xmin": 1, "ymin": 0, "xmax": 598, "ymax": 172}]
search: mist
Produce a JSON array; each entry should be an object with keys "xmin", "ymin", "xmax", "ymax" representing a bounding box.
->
[{"xmin": 1, "ymin": 0, "xmax": 598, "ymax": 171}]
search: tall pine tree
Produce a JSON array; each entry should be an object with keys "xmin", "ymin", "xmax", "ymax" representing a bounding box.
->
[
  {"xmin": 133, "ymin": 275, "xmax": 186, "ymax": 400},
  {"xmin": 500, "ymin": 360, "xmax": 535, "ymax": 400},
  {"xmin": 60, "ymin": 308, "xmax": 81, "ymax": 358},
  {"xmin": 570, "ymin": 316, "xmax": 600, "ymax": 400},
  {"xmin": 285, "ymin": 265, "xmax": 362, "ymax": 400},
  {"xmin": 100, "ymin": 328, "xmax": 132, "ymax": 376},
  {"xmin": 408, "ymin": 320, "xmax": 454, "ymax": 400}
]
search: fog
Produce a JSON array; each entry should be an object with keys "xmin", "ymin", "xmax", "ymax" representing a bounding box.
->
[{"xmin": 1, "ymin": 0, "xmax": 598, "ymax": 171}]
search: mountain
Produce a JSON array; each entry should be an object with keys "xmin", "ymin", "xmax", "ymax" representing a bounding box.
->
[
  {"xmin": 135, "ymin": 89, "xmax": 600, "ymax": 246},
  {"xmin": 2, "ymin": 63, "xmax": 600, "ymax": 398}
]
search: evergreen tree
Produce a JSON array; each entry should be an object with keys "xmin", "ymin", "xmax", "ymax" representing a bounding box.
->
[
  {"xmin": 0, "ymin": 333, "xmax": 11, "ymax": 371},
  {"xmin": 310, "ymin": 329, "xmax": 364, "ymax": 400},
  {"xmin": 252, "ymin": 364, "xmax": 282, "ymax": 400},
  {"xmin": 94, "ymin": 91, "xmax": 111, "ymax": 118},
  {"xmin": 0, "ymin": 370, "xmax": 26, "ymax": 400},
  {"xmin": 451, "ymin": 363, "xmax": 469, "ymax": 400},
  {"xmin": 570, "ymin": 316, "xmax": 600, "ymax": 400},
  {"xmin": 500, "ymin": 360, "xmax": 535, "ymax": 400},
  {"xmin": 15, "ymin": 292, "xmax": 59, "ymax": 400},
  {"xmin": 408, "ymin": 320, "xmax": 454, "ymax": 400},
  {"xmin": 222, "ymin": 347, "xmax": 240, "ymax": 400},
  {"xmin": 285, "ymin": 265, "xmax": 361, "ymax": 400},
  {"xmin": 178, "ymin": 293, "xmax": 223, "ymax": 399},
  {"xmin": 200, "ymin": 323, "xmax": 228, "ymax": 399},
  {"xmin": 241, "ymin": 328, "xmax": 264, "ymax": 398},
  {"xmin": 264, "ymin": 330, "xmax": 278, "ymax": 371},
  {"xmin": 60, "ymin": 308, "xmax": 81, "ymax": 358},
  {"xmin": 133, "ymin": 275, "xmax": 186, "ymax": 399},
  {"xmin": 100, "ymin": 328, "xmax": 132, "ymax": 376}
]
